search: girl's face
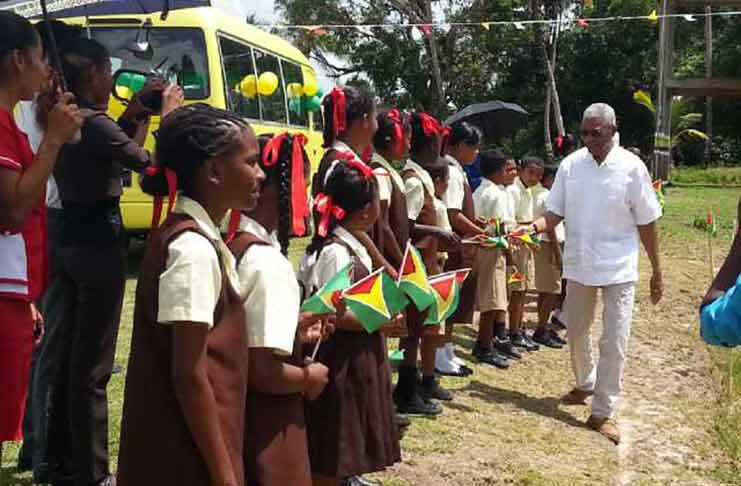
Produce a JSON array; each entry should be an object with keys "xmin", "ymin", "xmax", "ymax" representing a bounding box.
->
[
  {"xmin": 360, "ymin": 103, "xmax": 379, "ymax": 148},
  {"xmin": 13, "ymin": 40, "xmax": 48, "ymax": 101},
  {"xmin": 452, "ymin": 143, "xmax": 480, "ymax": 166},
  {"xmin": 217, "ymin": 128, "xmax": 265, "ymax": 212},
  {"xmin": 521, "ymin": 163, "xmax": 544, "ymax": 188},
  {"xmin": 503, "ymin": 160, "xmax": 518, "ymax": 186},
  {"xmin": 89, "ymin": 58, "xmax": 113, "ymax": 106},
  {"xmin": 360, "ymin": 191, "xmax": 380, "ymax": 231}
]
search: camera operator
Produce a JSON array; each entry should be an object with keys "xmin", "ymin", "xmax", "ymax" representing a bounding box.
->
[{"xmin": 46, "ymin": 36, "xmax": 182, "ymax": 486}]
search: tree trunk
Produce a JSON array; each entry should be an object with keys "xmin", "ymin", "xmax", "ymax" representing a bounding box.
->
[
  {"xmin": 423, "ymin": 0, "xmax": 446, "ymax": 117},
  {"xmin": 704, "ymin": 5, "xmax": 713, "ymax": 167}
]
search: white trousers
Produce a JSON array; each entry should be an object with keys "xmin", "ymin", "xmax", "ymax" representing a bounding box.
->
[{"xmin": 564, "ymin": 280, "xmax": 636, "ymax": 419}]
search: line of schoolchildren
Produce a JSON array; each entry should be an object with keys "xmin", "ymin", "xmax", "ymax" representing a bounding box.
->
[{"xmin": 0, "ymin": 14, "xmax": 572, "ymax": 483}]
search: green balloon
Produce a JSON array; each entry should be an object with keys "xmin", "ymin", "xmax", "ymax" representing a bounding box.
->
[
  {"xmin": 315, "ymin": 88, "xmax": 324, "ymax": 99},
  {"xmin": 289, "ymin": 97, "xmax": 302, "ymax": 114},
  {"xmin": 305, "ymin": 95, "xmax": 321, "ymax": 112}
]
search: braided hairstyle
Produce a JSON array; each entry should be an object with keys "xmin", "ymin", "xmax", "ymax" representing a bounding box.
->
[
  {"xmin": 321, "ymin": 85, "xmax": 375, "ymax": 148},
  {"xmin": 0, "ymin": 12, "xmax": 38, "ymax": 85},
  {"xmin": 256, "ymin": 134, "xmax": 309, "ymax": 255},
  {"xmin": 141, "ymin": 103, "xmax": 249, "ymax": 197},
  {"xmin": 409, "ymin": 111, "xmax": 442, "ymax": 158},
  {"xmin": 373, "ymin": 109, "xmax": 411, "ymax": 152},
  {"xmin": 306, "ymin": 160, "xmax": 377, "ymax": 256}
]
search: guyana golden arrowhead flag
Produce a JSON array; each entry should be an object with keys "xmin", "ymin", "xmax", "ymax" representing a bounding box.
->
[
  {"xmin": 397, "ymin": 242, "xmax": 434, "ymax": 310},
  {"xmin": 300, "ymin": 262, "xmax": 353, "ymax": 314},
  {"xmin": 342, "ymin": 269, "xmax": 408, "ymax": 333},
  {"xmin": 508, "ymin": 271, "xmax": 525, "ymax": 287},
  {"xmin": 424, "ymin": 269, "xmax": 471, "ymax": 324}
]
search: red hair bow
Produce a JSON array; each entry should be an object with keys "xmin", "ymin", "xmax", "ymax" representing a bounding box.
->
[
  {"xmin": 418, "ymin": 112, "xmax": 442, "ymax": 138},
  {"xmin": 145, "ymin": 165, "xmax": 178, "ymax": 231},
  {"xmin": 314, "ymin": 193, "xmax": 346, "ymax": 237},
  {"xmin": 330, "ymin": 87, "xmax": 347, "ymax": 137},
  {"xmin": 334, "ymin": 151, "xmax": 374, "ymax": 179},
  {"xmin": 387, "ymin": 108, "xmax": 405, "ymax": 155}
]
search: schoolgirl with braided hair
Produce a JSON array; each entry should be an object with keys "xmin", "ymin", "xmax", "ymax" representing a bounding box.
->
[
  {"xmin": 301, "ymin": 160, "xmax": 402, "ymax": 486},
  {"xmin": 225, "ymin": 134, "xmax": 329, "ymax": 486},
  {"xmin": 118, "ymin": 103, "xmax": 265, "ymax": 486}
]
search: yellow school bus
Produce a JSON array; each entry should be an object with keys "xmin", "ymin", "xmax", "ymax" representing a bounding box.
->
[{"xmin": 58, "ymin": 6, "xmax": 324, "ymax": 232}]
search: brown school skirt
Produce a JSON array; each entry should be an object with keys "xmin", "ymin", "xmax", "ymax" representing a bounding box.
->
[
  {"xmin": 305, "ymin": 330, "xmax": 401, "ymax": 478},
  {"xmin": 245, "ymin": 391, "xmax": 311, "ymax": 486}
]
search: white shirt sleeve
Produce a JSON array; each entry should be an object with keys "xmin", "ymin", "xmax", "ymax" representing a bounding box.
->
[
  {"xmin": 546, "ymin": 165, "xmax": 567, "ymax": 218},
  {"xmin": 374, "ymin": 168, "xmax": 392, "ymax": 203},
  {"xmin": 629, "ymin": 162, "xmax": 663, "ymax": 225},
  {"xmin": 314, "ymin": 243, "xmax": 352, "ymax": 288},
  {"xmin": 442, "ymin": 168, "xmax": 465, "ymax": 210},
  {"xmin": 158, "ymin": 231, "xmax": 221, "ymax": 327},
  {"xmin": 404, "ymin": 176, "xmax": 425, "ymax": 220},
  {"xmin": 238, "ymin": 245, "xmax": 300, "ymax": 355}
]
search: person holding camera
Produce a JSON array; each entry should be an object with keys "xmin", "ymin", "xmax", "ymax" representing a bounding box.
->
[{"xmin": 46, "ymin": 36, "xmax": 182, "ymax": 486}]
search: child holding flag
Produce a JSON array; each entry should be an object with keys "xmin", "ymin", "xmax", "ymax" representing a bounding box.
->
[
  {"xmin": 227, "ymin": 134, "xmax": 330, "ymax": 486},
  {"xmin": 471, "ymin": 150, "xmax": 518, "ymax": 369},
  {"xmin": 301, "ymin": 158, "xmax": 401, "ymax": 486},
  {"xmin": 394, "ymin": 112, "xmax": 460, "ymax": 414}
]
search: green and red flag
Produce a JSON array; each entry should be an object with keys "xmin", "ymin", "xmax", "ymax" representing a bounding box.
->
[
  {"xmin": 300, "ymin": 262, "xmax": 353, "ymax": 314},
  {"xmin": 397, "ymin": 242, "xmax": 434, "ymax": 311},
  {"xmin": 508, "ymin": 271, "xmax": 525, "ymax": 287},
  {"xmin": 424, "ymin": 269, "xmax": 472, "ymax": 324},
  {"xmin": 342, "ymin": 269, "xmax": 408, "ymax": 333},
  {"xmin": 509, "ymin": 230, "xmax": 542, "ymax": 246},
  {"xmin": 707, "ymin": 208, "xmax": 717, "ymax": 236},
  {"xmin": 480, "ymin": 235, "xmax": 510, "ymax": 250},
  {"xmin": 653, "ymin": 180, "xmax": 665, "ymax": 209}
]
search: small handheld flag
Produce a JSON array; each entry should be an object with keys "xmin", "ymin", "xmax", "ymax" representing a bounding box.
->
[
  {"xmin": 653, "ymin": 180, "xmax": 665, "ymax": 210},
  {"xmin": 300, "ymin": 262, "xmax": 353, "ymax": 314},
  {"xmin": 397, "ymin": 242, "xmax": 435, "ymax": 311},
  {"xmin": 424, "ymin": 269, "xmax": 471, "ymax": 324},
  {"xmin": 508, "ymin": 271, "xmax": 525, "ymax": 287},
  {"xmin": 706, "ymin": 209, "xmax": 717, "ymax": 236},
  {"xmin": 342, "ymin": 269, "xmax": 408, "ymax": 333}
]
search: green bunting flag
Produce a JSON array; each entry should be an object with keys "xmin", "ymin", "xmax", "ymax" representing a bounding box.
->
[{"xmin": 300, "ymin": 262, "xmax": 353, "ymax": 314}]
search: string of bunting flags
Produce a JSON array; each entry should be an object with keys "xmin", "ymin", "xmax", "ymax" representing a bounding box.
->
[{"xmin": 257, "ymin": 9, "xmax": 741, "ymax": 36}]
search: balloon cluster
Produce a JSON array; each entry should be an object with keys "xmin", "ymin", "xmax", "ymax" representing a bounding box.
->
[{"xmin": 235, "ymin": 72, "xmax": 323, "ymax": 114}]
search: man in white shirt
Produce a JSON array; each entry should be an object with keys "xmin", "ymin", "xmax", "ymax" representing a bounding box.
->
[{"xmin": 528, "ymin": 103, "xmax": 663, "ymax": 445}]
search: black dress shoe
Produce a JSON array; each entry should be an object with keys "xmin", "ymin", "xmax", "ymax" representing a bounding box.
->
[
  {"xmin": 395, "ymin": 390, "xmax": 442, "ymax": 415},
  {"xmin": 345, "ymin": 476, "xmax": 382, "ymax": 486},
  {"xmin": 551, "ymin": 314, "xmax": 567, "ymax": 331},
  {"xmin": 458, "ymin": 364, "xmax": 474, "ymax": 376},
  {"xmin": 548, "ymin": 329, "xmax": 567, "ymax": 346},
  {"xmin": 435, "ymin": 367, "xmax": 468, "ymax": 377},
  {"xmin": 419, "ymin": 376, "xmax": 453, "ymax": 401},
  {"xmin": 510, "ymin": 332, "xmax": 539, "ymax": 352},
  {"xmin": 532, "ymin": 328, "xmax": 564, "ymax": 349},
  {"xmin": 473, "ymin": 342, "xmax": 510, "ymax": 369},
  {"xmin": 495, "ymin": 337, "xmax": 522, "ymax": 359}
]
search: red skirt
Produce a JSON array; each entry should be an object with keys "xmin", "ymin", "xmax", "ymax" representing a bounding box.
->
[{"xmin": 0, "ymin": 299, "xmax": 33, "ymax": 441}]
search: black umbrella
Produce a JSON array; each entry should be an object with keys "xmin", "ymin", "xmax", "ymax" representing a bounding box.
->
[{"xmin": 444, "ymin": 100, "xmax": 529, "ymax": 141}]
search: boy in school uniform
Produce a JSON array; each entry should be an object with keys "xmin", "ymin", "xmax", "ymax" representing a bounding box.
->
[
  {"xmin": 471, "ymin": 150, "xmax": 518, "ymax": 369},
  {"xmin": 506, "ymin": 157, "xmax": 544, "ymax": 354},
  {"xmin": 531, "ymin": 165, "xmax": 567, "ymax": 348}
]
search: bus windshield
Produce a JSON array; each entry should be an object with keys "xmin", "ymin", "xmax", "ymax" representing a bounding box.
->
[{"xmin": 91, "ymin": 27, "xmax": 209, "ymax": 99}]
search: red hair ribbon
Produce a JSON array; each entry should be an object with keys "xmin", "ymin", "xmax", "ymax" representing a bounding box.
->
[
  {"xmin": 262, "ymin": 133, "xmax": 287, "ymax": 167},
  {"xmin": 146, "ymin": 165, "xmax": 178, "ymax": 231},
  {"xmin": 555, "ymin": 135, "xmax": 564, "ymax": 149},
  {"xmin": 290, "ymin": 134, "xmax": 309, "ymax": 236},
  {"xmin": 334, "ymin": 151, "xmax": 374, "ymax": 179},
  {"xmin": 360, "ymin": 146, "xmax": 373, "ymax": 163},
  {"xmin": 387, "ymin": 108, "xmax": 404, "ymax": 155},
  {"xmin": 314, "ymin": 193, "xmax": 346, "ymax": 237},
  {"xmin": 330, "ymin": 87, "xmax": 347, "ymax": 137},
  {"xmin": 418, "ymin": 112, "xmax": 442, "ymax": 138},
  {"xmin": 225, "ymin": 210, "xmax": 241, "ymax": 244}
]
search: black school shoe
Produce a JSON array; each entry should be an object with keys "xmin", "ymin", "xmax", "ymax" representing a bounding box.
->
[
  {"xmin": 345, "ymin": 476, "xmax": 382, "ymax": 486},
  {"xmin": 549, "ymin": 329, "xmax": 567, "ymax": 346},
  {"xmin": 495, "ymin": 337, "xmax": 523, "ymax": 359},
  {"xmin": 551, "ymin": 314, "xmax": 567, "ymax": 331},
  {"xmin": 532, "ymin": 328, "xmax": 564, "ymax": 349},
  {"xmin": 394, "ymin": 391, "xmax": 443, "ymax": 415},
  {"xmin": 473, "ymin": 341, "xmax": 510, "ymax": 369},
  {"xmin": 418, "ymin": 376, "xmax": 454, "ymax": 401},
  {"xmin": 511, "ymin": 332, "xmax": 540, "ymax": 352}
]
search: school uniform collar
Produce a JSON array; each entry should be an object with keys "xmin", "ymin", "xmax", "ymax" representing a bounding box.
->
[
  {"xmin": 403, "ymin": 159, "xmax": 435, "ymax": 196},
  {"xmin": 331, "ymin": 140, "xmax": 361, "ymax": 160},
  {"xmin": 371, "ymin": 152, "xmax": 405, "ymax": 189},
  {"xmin": 238, "ymin": 214, "xmax": 280, "ymax": 250},
  {"xmin": 333, "ymin": 225, "xmax": 372, "ymax": 272},
  {"xmin": 515, "ymin": 176, "xmax": 531, "ymax": 194}
]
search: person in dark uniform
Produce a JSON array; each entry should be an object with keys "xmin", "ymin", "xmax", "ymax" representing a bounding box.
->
[
  {"xmin": 117, "ymin": 104, "xmax": 264, "ymax": 486},
  {"xmin": 46, "ymin": 37, "xmax": 183, "ymax": 486}
]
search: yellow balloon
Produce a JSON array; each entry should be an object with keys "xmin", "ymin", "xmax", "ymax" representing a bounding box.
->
[
  {"xmin": 303, "ymin": 77, "xmax": 318, "ymax": 97},
  {"xmin": 258, "ymin": 72, "xmax": 279, "ymax": 97},
  {"xmin": 286, "ymin": 82, "xmax": 304, "ymax": 99},
  {"xmin": 239, "ymin": 74, "xmax": 257, "ymax": 99}
]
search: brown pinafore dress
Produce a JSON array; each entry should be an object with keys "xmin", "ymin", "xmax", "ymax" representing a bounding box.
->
[
  {"xmin": 305, "ymin": 239, "xmax": 401, "ymax": 478},
  {"xmin": 402, "ymin": 165, "xmax": 441, "ymax": 338},
  {"xmin": 370, "ymin": 158, "xmax": 411, "ymax": 338},
  {"xmin": 117, "ymin": 213, "xmax": 249, "ymax": 486},
  {"xmin": 445, "ymin": 160, "xmax": 478, "ymax": 326},
  {"xmin": 228, "ymin": 232, "xmax": 312, "ymax": 486}
]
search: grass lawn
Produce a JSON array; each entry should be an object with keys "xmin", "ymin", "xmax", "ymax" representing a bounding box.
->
[
  {"xmin": 2, "ymin": 186, "xmax": 740, "ymax": 485},
  {"xmin": 671, "ymin": 166, "xmax": 741, "ymax": 186}
]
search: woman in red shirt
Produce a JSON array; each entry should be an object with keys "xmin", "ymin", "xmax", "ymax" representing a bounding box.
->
[{"xmin": 0, "ymin": 11, "xmax": 81, "ymax": 460}]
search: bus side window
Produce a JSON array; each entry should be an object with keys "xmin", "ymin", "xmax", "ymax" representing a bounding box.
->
[
  {"xmin": 282, "ymin": 60, "xmax": 308, "ymax": 128},
  {"xmin": 254, "ymin": 49, "xmax": 288, "ymax": 125},
  {"xmin": 219, "ymin": 36, "xmax": 260, "ymax": 120}
]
